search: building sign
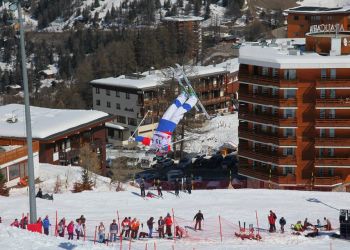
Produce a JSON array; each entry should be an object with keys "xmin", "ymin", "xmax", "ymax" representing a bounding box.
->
[{"xmin": 310, "ymin": 24, "xmax": 345, "ymax": 33}]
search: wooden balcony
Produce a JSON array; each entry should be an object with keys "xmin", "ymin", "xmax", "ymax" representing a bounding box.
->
[
  {"xmin": 239, "ymin": 127, "xmax": 297, "ymax": 146},
  {"xmin": 195, "ymin": 84, "xmax": 225, "ymax": 92},
  {"xmin": 313, "ymin": 176, "xmax": 343, "ymax": 186},
  {"xmin": 239, "ymin": 92, "xmax": 297, "ymax": 107},
  {"xmin": 239, "ymin": 149, "xmax": 297, "ymax": 166},
  {"xmin": 0, "ymin": 141, "xmax": 39, "ymax": 165},
  {"xmin": 316, "ymin": 98, "xmax": 350, "ymax": 108},
  {"xmin": 316, "ymin": 118, "xmax": 350, "ymax": 127},
  {"xmin": 59, "ymin": 149, "xmax": 80, "ymax": 162},
  {"xmin": 239, "ymin": 73, "xmax": 298, "ymax": 88},
  {"xmin": 202, "ymin": 96, "xmax": 231, "ymax": 106},
  {"xmin": 315, "ymin": 157, "xmax": 350, "ymax": 166},
  {"xmin": 315, "ymin": 137, "xmax": 350, "ymax": 147},
  {"xmin": 316, "ymin": 79, "xmax": 350, "ymax": 89},
  {"xmin": 239, "ymin": 112, "xmax": 297, "ymax": 127}
]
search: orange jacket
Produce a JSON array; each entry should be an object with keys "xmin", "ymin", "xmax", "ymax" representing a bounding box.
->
[{"xmin": 131, "ymin": 220, "xmax": 140, "ymax": 230}]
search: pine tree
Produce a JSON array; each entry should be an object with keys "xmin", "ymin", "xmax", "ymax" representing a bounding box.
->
[
  {"xmin": 94, "ymin": 0, "xmax": 100, "ymax": 8},
  {"xmin": 0, "ymin": 173, "xmax": 9, "ymax": 197},
  {"xmin": 204, "ymin": 2, "xmax": 211, "ymax": 19},
  {"xmin": 194, "ymin": 0, "xmax": 201, "ymax": 16}
]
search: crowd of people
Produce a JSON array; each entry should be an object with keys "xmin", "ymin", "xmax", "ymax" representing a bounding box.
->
[{"xmin": 139, "ymin": 178, "xmax": 193, "ymax": 198}]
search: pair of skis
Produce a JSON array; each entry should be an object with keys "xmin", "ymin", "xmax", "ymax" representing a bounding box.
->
[{"xmin": 170, "ymin": 64, "xmax": 211, "ymax": 120}]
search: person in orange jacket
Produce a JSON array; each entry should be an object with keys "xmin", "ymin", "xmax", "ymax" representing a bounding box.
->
[
  {"xmin": 164, "ymin": 213, "xmax": 173, "ymax": 237},
  {"xmin": 130, "ymin": 218, "xmax": 140, "ymax": 239}
]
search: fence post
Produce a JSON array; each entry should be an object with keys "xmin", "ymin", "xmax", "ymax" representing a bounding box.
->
[
  {"xmin": 154, "ymin": 241, "xmax": 157, "ymax": 250},
  {"xmin": 55, "ymin": 210, "xmax": 58, "ymax": 237},
  {"xmin": 94, "ymin": 226, "xmax": 97, "ymax": 244},
  {"xmin": 84, "ymin": 226, "xmax": 86, "ymax": 242},
  {"xmin": 107, "ymin": 233, "xmax": 110, "ymax": 246},
  {"xmin": 219, "ymin": 215, "xmax": 223, "ymax": 242},
  {"xmin": 119, "ymin": 234, "xmax": 123, "ymax": 250},
  {"xmin": 172, "ymin": 208, "xmax": 175, "ymax": 241},
  {"xmin": 117, "ymin": 210, "xmax": 121, "ymax": 230},
  {"xmin": 145, "ymin": 242, "xmax": 148, "ymax": 250},
  {"xmin": 129, "ymin": 235, "xmax": 132, "ymax": 250},
  {"xmin": 255, "ymin": 210, "xmax": 260, "ymax": 238}
]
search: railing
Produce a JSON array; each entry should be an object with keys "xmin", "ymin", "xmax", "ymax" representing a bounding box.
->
[
  {"xmin": 202, "ymin": 96, "xmax": 231, "ymax": 106},
  {"xmin": 239, "ymin": 128, "xmax": 296, "ymax": 146},
  {"xmin": 239, "ymin": 149, "xmax": 297, "ymax": 166},
  {"xmin": 195, "ymin": 84, "xmax": 225, "ymax": 92},
  {"xmin": 239, "ymin": 112, "xmax": 297, "ymax": 127},
  {"xmin": 315, "ymin": 157, "xmax": 350, "ymax": 166},
  {"xmin": 316, "ymin": 98, "xmax": 350, "ymax": 107},
  {"xmin": 0, "ymin": 141, "xmax": 39, "ymax": 165},
  {"xmin": 316, "ymin": 118, "xmax": 350, "ymax": 127},
  {"xmin": 58, "ymin": 149, "xmax": 80, "ymax": 162},
  {"xmin": 315, "ymin": 137, "xmax": 350, "ymax": 146},
  {"xmin": 239, "ymin": 92, "xmax": 297, "ymax": 107},
  {"xmin": 316, "ymin": 79, "xmax": 350, "ymax": 89},
  {"xmin": 239, "ymin": 73, "xmax": 298, "ymax": 88},
  {"xmin": 313, "ymin": 176, "xmax": 343, "ymax": 186}
]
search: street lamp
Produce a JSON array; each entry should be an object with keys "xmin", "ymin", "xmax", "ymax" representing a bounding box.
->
[{"xmin": 3, "ymin": 0, "xmax": 37, "ymax": 223}]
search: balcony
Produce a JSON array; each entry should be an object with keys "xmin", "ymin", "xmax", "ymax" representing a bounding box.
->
[
  {"xmin": 315, "ymin": 137, "xmax": 350, "ymax": 147},
  {"xmin": 316, "ymin": 79, "xmax": 350, "ymax": 89},
  {"xmin": 239, "ymin": 148, "xmax": 297, "ymax": 166},
  {"xmin": 315, "ymin": 157, "xmax": 350, "ymax": 166},
  {"xmin": 195, "ymin": 84, "xmax": 225, "ymax": 92},
  {"xmin": 316, "ymin": 118, "xmax": 350, "ymax": 127},
  {"xmin": 239, "ymin": 73, "xmax": 298, "ymax": 88},
  {"xmin": 202, "ymin": 96, "xmax": 231, "ymax": 106},
  {"xmin": 0, "ymin": 142, "xmax": 39, "ymax": 165},
  {"xmin": 313, "ymin": 176, "xmax": 343, "ymax": 186},
  {"xmin": 239, "ymin": 112, "xmax": 297, "ymax": 127},
  {"xmin": 239, "ymin": 92, "xmax": 297, "ymax": 107},
  {"xmin": 239, "ymin": 127, "xmax": 296, "ymax": 146},
  {"xmin": 59, "ymin": 149, "xmax": 80, "ymax": 162},
  {"xmin": 316, "ymin": 98, "xmax": 350, "ymax": 108}
]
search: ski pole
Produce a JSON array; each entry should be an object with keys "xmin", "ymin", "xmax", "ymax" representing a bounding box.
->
[{"xmin": 130, "ymin": 110, "xmax": 152, "ymax": 138}]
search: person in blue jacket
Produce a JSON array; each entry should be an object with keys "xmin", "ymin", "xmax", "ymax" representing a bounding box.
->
[{"xmin": 42, "ymin": 215, "xmax": 51, "ymax": 235}]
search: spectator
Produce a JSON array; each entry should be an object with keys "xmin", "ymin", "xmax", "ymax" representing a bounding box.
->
[
  {"xmin": 109, "ymin": 219, "xmax": 118, "ymax": 242},
  {"xmin": 268, "ymin": 210, "xmax": 277, "ymax": 232},
  {"xmin": 75, "ymin": 220, "xmax": 83, "ymax": 240},
  {"xmin": 140, "ymin": 179, "xmax": 146, "ymax": 197},
  {"xmin": 67, "ymin": 221, "xmax": 74, "ymax": 240},
  {"xmin": 36, "ymin": 188, "xmax": 43, "ymax": 198},
  {"xmin": 98, "ymin": 222, "xmax": 105, "ymax": 243},
  {"xmin": 174, "ymin": 179, "xmax": 180, "ymax": 197},
  {"xmin": 156, "ymin": 180, "xmax": 163, "ymax": 197},
  {"xmin": 11, "ymin": 219, "xmax": 19, "ymax": 228},
  {"xmin": 130, "ymin": 218, "xmax": 140, "ymax": 239},
  {"xmin": 20, "ymin": 216, "xmax": 28, "ymax": 229},
  {"xmin": 186, "ymin": 177, "xmax": 192, "ymax": 194},
  {"xmin": 324, "ymin": 217, "xmax": 332, "ymax": 231},
  {"xmin": 294, "ymin": 221, "xmax": 303, "ymax": 232},
  {"xmin": 158, "ymin": 216, "xmax": 165, "ymax": 238},
  {"xmin": 147, "ymin": 217, "xmax": 155, "ymax": 238},
  {"xmin": 120, "ymin": 217, "xmax": 130, "ymax": 238},
  {"xmin": 279, "ymin": 217, "xmax": 286, "ymax": 233},
  {"xmin": 58, "ymin": 218, "xmax": 66, "ymax": 237},
  {"xmin": 303, "ymin": 218, "xmax": 312, "ymax": 230},
  {"xmin": 193, "ymin": 210, "xmax": 204, "ymax": 230},
  {"xmin": 42, "ymin": 215, "xmax": 51, "ymax": 236},
  {"xmin": 165, "ymin": 213, "xmax": 173, "ymax": 237}
]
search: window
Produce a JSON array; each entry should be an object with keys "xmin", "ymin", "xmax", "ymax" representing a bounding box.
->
[
  {"xmin": 284, "ymin": 89, "xmax": 296, "ymax": 99},
  {"xmin": 116, "ymin": 103, "xmax": 120, "ymax": 110},
  {"xmin": 253, "ymin": 86, "xmax": 258, "ymax": 95},
  {"xmin": 283, "ymin": 148, "xmax": 295, "ymax": 156},
  {"xmin": 8, "ymin": 164, "xmax": 20, "ymax": 180},
  {"xmin": 272, "ymin": 88, "xmax": 278, "ymax": 97},
  {"xmin": 330, "ymin": 89, "xmax": 336, "ymax": 99},
  {"xmin": 0, "ymin": 168, "xmax": 7, "ymax": 182},
  {"xmin": 283, "ymin": 109, "xmax": 295, "ymax": 118},
  {"xmin": 319, "ymin": 129, "xmax": 326, "ymax": 138},
  {"xmin": 262, "ymin": 67, "xmax": 269, "ymax": 76},
  {"xmin": 262, "ymin": 87, "xmax": 268, "ymax": 95},
  {"xmin": 329, "ymin": 129, "xmax": 335, "ymax": 138},
  {"xmin": 272, "ymin": 68, "xmax": 279, "ymax": 78},
  {"xmin": 106, "ymin": 89, "xmax": 110, "ymax": 96},
  {"xmin": 95, "ymin": 88, "xmax": 100, "ymax": 94},
  {"xmin": 284, "ymin": 128, "xmax": 295, "ymax": 137},
  {"xmin": 320, "ymin": 109, "xmax": 325, "ymax": 119},
  {"xmin": 116, "ymin": 91, "xmax": 120, "ymax": 97},
  {"xmin": 283, "ymin": 167, "xmax": 295, "ymax": 175},
  {"xmin": 261, "ymin": 125, "xmax": 267, "ymax": 132},
  {"xmin": 330, "ymin": 69, "xmax": 336, "ymax": 80},
  {"xmin": 319, "ymin": 148, "xmax": 334, "ymax": 157},
  {"xmin": 271, "ymin": 127, "xmax": 277, "ymax": 135},
  {"xmin": 320, "ymin": 89, "xmax": 326, "ymax": 99},
  {"xmin": 126, "ymin": 93, "xmax": 130, "ymax": 99},
  {"xmin": 328, "ymin": 109, "xmax": 335, "ymax": 119},
  {"xmin": 96, "ymin": 99, "xmax": 101, "ymax": 106},
  {"xmin": 116, "ymin": 115, "xmax": 126, "ymax": 124},
  {"xmin": 293, "ymin": 15, "xmax": 299, "ymax": 21},
  {"xmin": 107, "ymin": 101, "xmax": 111, "ymax": 108},
  {"xmin": 272, "ymin": 108, "xmax": 278, "ymax": 116},
  {"xmin": 284, "ymin": 69, "xmax": 296, "ymax": 80},
  {"xmin": 261, "ymin": 106, "xmax": 267, "ymax": 113},
  {"xmin": 321, "ymin": 69, "xmax": 327, "ymax": 79},
  {"xmin": 128, "ymin": 118, "xmax": 137, "ymax": 126}
]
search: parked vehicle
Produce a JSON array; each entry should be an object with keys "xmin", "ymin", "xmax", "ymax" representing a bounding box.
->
[
  {"xmin": 178, "ymin": 157, "xmax": 192, "ymax": 169},
  {"xmin": 208, "ymin": 154, "xmax": 224, "ymax": 168},
  {"xmin": 221, "ymin": 154, "xmax": 237, "ymax": 172},
  {"xmin": 167, "ymin": 170, "xmax": 184, "ymax": 182},
  {"xmin": 153, "ymin": 158, "xmax": 174, "ymax": 168}
]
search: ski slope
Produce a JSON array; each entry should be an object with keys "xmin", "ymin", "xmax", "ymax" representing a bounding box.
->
[{"xmin": 1, "ymin": 184, "xmax": 350, "ymax": 249}]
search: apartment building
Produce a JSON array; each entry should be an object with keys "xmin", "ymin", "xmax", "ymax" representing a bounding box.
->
[{"xmin": 238, "ymin": 31, "xmax": 350, "ymax": 191}]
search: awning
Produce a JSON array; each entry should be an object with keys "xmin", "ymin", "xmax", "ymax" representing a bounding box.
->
[{"xmin": 105, "ymin": 122, "xmax": 126, "ymax": 130}]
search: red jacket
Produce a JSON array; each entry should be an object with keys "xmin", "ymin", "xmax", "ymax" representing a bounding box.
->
[
  {"xmin": 268, "ymin": 214, "xmax": 276, "ymax": 224},
  {"xmin": 67, "ymin": 223, "xmax": 74, "ymax": 234},
  {"xmin": 165, "ymin": 216, "xmax": 172, "ymax": 226}
]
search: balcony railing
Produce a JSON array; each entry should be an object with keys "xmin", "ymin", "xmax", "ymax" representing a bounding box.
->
[
  {"xmin": 239, "ymin": 127, "xmax": 297, "ymax": 146},
  {"xmin": 195, "ymin": 84, "xmax": 225, "ymax": 92},
  {"xmin": 239, "ymin": 92, "xmax": 297, "ymax": 107},
  {"xmin": 315, "ymin": 137, "xmax": 350, "ymax": 147},
  {"xmin": 316, "ymin": 118, "xmax": 350, "ymax": 127},
  {"xmin": 202, "ymin": 96, "xmax": 231, "ymax": 106},
  {"xmin": 0, "ymin": 141, "xmax": 40, "ymax": 165},
  {"xmin": 316, "ymin": 79, "xmax": 350, "ymax": 89},
  {"xmin": 313, "ymin": 176, "xmax": 343, "ymax": 186},
  {"xmin": 316, "ymin": 98, "xmax": 350, "ymax": 108},
  {"xmin": 239, "ymin": 112, "xmax": 297, "ymax": 127},
  {"xmin": 239, "ymin": 149, "xmax": 297, "ymax": 166},
  {"xmin": 239, "ymin": 73, "xmax": 298, "ymax": 88},
  {"xmin": 315, "ymin": 157, "xmax": 350, "ymax": 166},
  {"xmin": 59, "ymin": 149, "xmax": 80, "ymax": 162}
]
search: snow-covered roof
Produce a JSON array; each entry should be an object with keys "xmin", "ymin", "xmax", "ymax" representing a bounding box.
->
[
  {"xmin": 286, "ymin": 5, "xmax": 350, "ymax": 14},
  {"xmin": 239, "ymin": 39, "xmax": 350, "ymax": 69},
  {"xmin": 0, "ymin": 104, "xmax": 111, "ymax": 139},
  {"xmin": 91, "ymin": 59, "xmax": 239, "ymax": 89},
  {"xmin": 162, "ymin": 15, "xmax": 203, "ymax": 22}
]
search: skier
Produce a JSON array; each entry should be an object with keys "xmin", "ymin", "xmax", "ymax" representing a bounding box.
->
[
  {"xmin": 165, "ymin": 213, "xmax": 173, "ymax": 238},
  {"xmin": 134, "ymin": 91, "xmax": 198, "ymax": 159},
  {"xmin": 186, "ymin": 177, "xmax": 192, "ymax": 194},
  {"xmin": 147, "ymin": 217, "xmax": 155, "ymax": 238},
  {"xmin": 174, "ymin": 178, "xmax": 180, "ymax": 197},
  {"xmin": 58, "ymin": 218, "xmax": 66, "ymax": 237},
  {"xmin": 156, "ymin": 179, "xmax": 163, "ymax": 197},
  {"xmin": 193, "ymin": 210, "xmax": 204, "ymax": 230},
  {"xmin": 109, "ymin": 219, "xmax": 118, "ymax": 242},
  {"xmin": 98, "ymin": 222, "xmax": 106, "ymax": 243},
  {"xmin": 67, "ymin": 221, "xmax": 74, "ymax": 240},
  {"xmin": 140, "ymin": 179, "xmax": 146, "ymax": 197},
  {"xmin": 158, "ymin": 216, "xmax": 165, "ymax": 238},
  {"xmin": 268, "ymin": 210, "xmax": 277, "ymax": 233},
  {"xmin": 10, "ymin": 219, "xmax": 19, "ymax": 228},
  {"xmin": 42, "ymin": 215, "xmax": 51, "ymax": 236},
  {"xmin": 279, "ymin": 217, "xmax": 286, "ymax": 233}
]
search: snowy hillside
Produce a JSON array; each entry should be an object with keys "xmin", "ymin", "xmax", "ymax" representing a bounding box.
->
[{"xmin": 1, "ymin": 188, "xmax": 350, "ymax": 249}]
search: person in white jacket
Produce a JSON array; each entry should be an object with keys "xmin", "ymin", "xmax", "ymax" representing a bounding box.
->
[
  {"xmin": 98, "ymin": 222, "xmax": 106, "ymax": 243},
  {"xmin": 75, "ymin": 220, "xmax": 83, "ymax": 240}
]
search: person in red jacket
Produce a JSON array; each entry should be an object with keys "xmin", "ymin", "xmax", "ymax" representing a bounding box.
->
[
  {"xmin": 11, "ymin": 219, "xmax": 20, "ymax": 228},
  {"xmin": 67, "ymin": 221, "xmax": 74, "ymax": 240},
  {"xmin": 164, "ymin": 213, "xmax": 173, "ymax": 237},
  {"xmin": 268, "ymin": 210, "xmax": 277, "ymax": 232}
]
